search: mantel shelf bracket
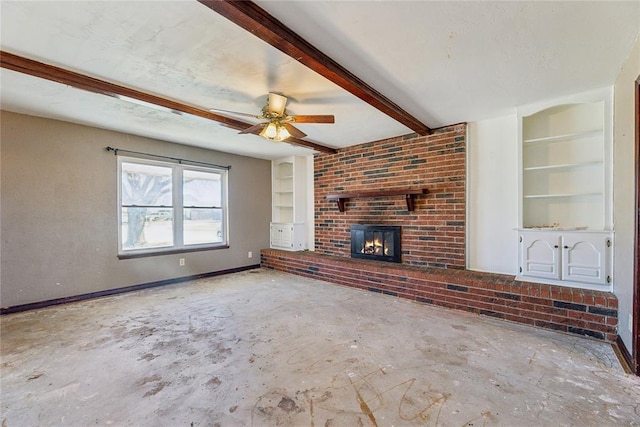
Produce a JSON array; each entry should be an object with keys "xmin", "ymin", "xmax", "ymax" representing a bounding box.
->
[{"xmin": 325, "ymin": 189, "xmax": 429, "ymax": 212}]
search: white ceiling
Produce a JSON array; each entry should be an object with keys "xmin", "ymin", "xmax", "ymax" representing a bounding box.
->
[{"xmin": 1, "ymin": 1, "xmax": 638, "ymax": 160}]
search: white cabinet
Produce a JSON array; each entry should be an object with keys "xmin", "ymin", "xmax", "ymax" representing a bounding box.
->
[
  {"xmin": 270, "ymin": 223, "xmax": 306, "ymax": 251},
  {"xmin": 271, "ymin": 156, "xmax": 309, "ymax": 250},
  {"xmin": 516, "ymin": 88, "xmax": 614, "ymax": 290},
  {"xmin": 518, "ymin": 230, "xmax": 612, "ymax": 290}
]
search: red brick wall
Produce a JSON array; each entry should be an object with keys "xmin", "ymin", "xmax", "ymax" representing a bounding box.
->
[
  {"xmin": 261, "ymin": 249, "xmax": 618, "ymax": 342},
  {"xmin": 314, "ymin": 124, "xmax": 466, "ymax": 268}
]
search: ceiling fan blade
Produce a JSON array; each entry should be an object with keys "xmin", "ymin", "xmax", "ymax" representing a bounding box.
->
[
  {"xmin": 289, "ymin": 115, "xmax": 335, "ymax": 124},
  {"xmin": 210, "ymin": 108, "xmax": 262, "ymax": 119},
  {"xmin": 238, "ymin": 122, "xmax": 266, "ymax": 135},
  {"xmin": 268, "ymin": 93, "xmax": 288, "ymax": 116},
  {"xmin": 283, "ymin": 123, "xmax": 307, "ymax": 139}
]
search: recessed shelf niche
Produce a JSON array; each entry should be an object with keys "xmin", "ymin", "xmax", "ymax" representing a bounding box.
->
[{"xmin": 521, "ymin": 100, "xmax": 607, "ymax": 230}]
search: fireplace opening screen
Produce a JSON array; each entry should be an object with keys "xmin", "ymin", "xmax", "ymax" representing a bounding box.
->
[{"xmin": 350, "ymin": 225, "xmax": 401, "ymax": 263}]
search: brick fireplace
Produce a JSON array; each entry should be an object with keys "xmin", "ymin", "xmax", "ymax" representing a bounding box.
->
[
  {"xmin": 261, "ymin": 123, "xmax": 619, "ymax": 341},
  {"xmin": 314, "ymin": 124, "xmax": 466, "ymax": 268},
  {"xmin": 350, "ymin": 225, "xmax": 401, "ymax": 263}
]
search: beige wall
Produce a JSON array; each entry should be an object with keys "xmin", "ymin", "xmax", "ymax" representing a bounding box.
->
[
  {"xmin": 613, "ymin": 37, "xmax": 640, "ymax": 350},
  {"xmin": 0, "ymin": 111, "xmax": 271, "ymax": 308}
]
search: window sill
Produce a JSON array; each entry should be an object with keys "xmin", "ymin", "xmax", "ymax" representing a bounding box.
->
[{"xmin": 118, "ymin": 244, "xmax": 230, "ymax": 259}]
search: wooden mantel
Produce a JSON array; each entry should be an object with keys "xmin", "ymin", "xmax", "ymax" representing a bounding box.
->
[{"xmin": 325, "ymin": 188, "xmax": 429, "ymax": 212}]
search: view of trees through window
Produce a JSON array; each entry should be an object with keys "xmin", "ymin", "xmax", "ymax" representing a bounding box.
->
[
  {"xmin": 183, "ymin": 169, "xmax": 223, "ymax": 245},
  {"xmin": 120, "ymin": 159, "xmax": 225, "ymax": 253}
]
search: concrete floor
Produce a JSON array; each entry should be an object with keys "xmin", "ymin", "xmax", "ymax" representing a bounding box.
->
[{"xmin": 1, "ymin": 269, "xmax": 639, "ymax": 426}]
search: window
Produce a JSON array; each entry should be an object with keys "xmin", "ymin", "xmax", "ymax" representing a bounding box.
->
[{"xmin": 118, "ymin": 156, "xmax": 228, "ymax": 256}]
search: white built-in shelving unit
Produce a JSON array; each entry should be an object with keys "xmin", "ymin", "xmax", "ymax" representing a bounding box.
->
[
  {"xmin": 516, "ymin": 88, "xmax": 614, "ymax": 290},
  {"xmin": 270, "ymin": 156, "xmax": 308, "ymax": 251}
]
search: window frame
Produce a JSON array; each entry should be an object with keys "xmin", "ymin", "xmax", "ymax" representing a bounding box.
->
[{"xmin": 117, "ymin": 155, "xmax": 229, "ymax": 258}]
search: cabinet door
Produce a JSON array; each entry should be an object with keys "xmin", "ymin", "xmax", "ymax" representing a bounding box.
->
[
  {"xmin": 561, "ymin": 235, "xmax": 609, "ymax": 286},
  {"xmin": 280, "ymin": 225, "xmax": 294, "ymax": 248},
  {"xmin": 520, "ymin": 233, "xmax": 561, "ymax": 280},
  {"xmin": 270, "ymin": 224, "xmax": 282, "ymax": 247}
]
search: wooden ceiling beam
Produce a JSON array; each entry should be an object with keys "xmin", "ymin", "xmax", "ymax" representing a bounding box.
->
[
  {"xmin": 198, "ymin": 0, "xmax": 431, "ymax": 136},
  {"xmin": 0, "ymin": 50, "xmax": 338, "ymax": 154}
]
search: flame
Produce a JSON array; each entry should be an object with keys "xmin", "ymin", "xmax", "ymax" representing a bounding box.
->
[{"xmin": 361, "ymin": 237, "xmax": 389, "ymax": 256}]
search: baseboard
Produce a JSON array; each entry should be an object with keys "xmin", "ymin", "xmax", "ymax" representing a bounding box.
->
[
  {"xmin": 0, "ymin": 264, "xmax": 261, "ymax": 315},
  {"xmin": 613, "ymin": 336, "xmax": 635, "ymax": 375}
]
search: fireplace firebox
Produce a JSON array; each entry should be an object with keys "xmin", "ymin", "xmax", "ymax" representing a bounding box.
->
[{"xmin": 350, "ymin": 225, "xmax": 401, "ymax": 263}]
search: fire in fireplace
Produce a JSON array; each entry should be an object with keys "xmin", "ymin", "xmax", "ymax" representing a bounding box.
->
[{"xmin": 350, "ymin": 225, "xmax": 401, "ymax": 263}]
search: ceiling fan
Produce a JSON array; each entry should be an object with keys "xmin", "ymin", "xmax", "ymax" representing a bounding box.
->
[{"xmin": 212, "ymin": 93, "xmax": 335, "ymax": 142}]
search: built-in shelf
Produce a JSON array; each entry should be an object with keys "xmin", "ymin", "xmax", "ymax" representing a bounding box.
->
[
  {"xmin": 271, "ymin": 156, "xmax": 309, "ymax": 250},
  {"xmin": 523, "ymin": 161, "xmax": 603, "ymax": 171},
  {"xmin": 523, "ymin": 192, "xmax": 602, "ymax": 199},
  {"xmin": 517, "ymin": 90, "xmax": 613, "ymax": 290},
  {"xmin": 523, "ymin": 129, "xmax": 602, "ymax": 144},
  {"xmin": 326, "ymin": 188, "xmax": 429, "ymax": 212},
  {"xmin": 519, "ymin": 95, "xmax": 610, "ymax": 231}
]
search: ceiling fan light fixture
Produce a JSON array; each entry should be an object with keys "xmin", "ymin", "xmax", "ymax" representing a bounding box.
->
[
  {"xmin": 268, "ymin": 93, "xmax": 287, "ymax": 116},
  {"xmin": 260, "ymin": 121, "xmax": 278, "ymax": 139},
  {"xmin": 259, "ymin": 121, "xmax": 290, "ymax": 142},
  {"xmin": 219, "ymin": 92, "xmax": 332, "ymax": 144},
  {"xmin": 275, "ymin": 125, "xmax": 290, "ymax": 141}
]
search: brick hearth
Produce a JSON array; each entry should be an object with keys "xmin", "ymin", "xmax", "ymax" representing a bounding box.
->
[{"xmin": 261, "ymin": 249, "xmax": 618, "ymax": 342}]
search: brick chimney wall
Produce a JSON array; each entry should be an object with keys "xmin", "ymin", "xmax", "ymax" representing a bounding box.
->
[{"xmin": 313, "ymin": 124, "xmax": 467, "ymax": 269}]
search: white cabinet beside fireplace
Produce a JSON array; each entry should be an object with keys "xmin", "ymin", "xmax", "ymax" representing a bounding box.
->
[
  {"xmin": 517, "ymin": 230, "xmax": 612, "ymax": 290},
  {"xmin": 270, "ymin": 223, "xmax": 306, "ymax": 251},
  {"xmin": 271, "ymin": 156, "xmax": 309, "ymax": 251},
  {"xmin": 516, "ymin": 88, "xmax": 614, "ymax": 291}
]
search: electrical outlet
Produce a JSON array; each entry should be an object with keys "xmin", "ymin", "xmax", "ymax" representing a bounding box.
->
[
  {"xmin": 179, "ymin": 258, "xmax": 185, "ymax": 266},
  {"xmin": 248, "ymin": 251, "xmax": 252, "ymax": 258},
  {"xmin": 629, "ymin": 314, "xmax": 634, "ymax": 333}
]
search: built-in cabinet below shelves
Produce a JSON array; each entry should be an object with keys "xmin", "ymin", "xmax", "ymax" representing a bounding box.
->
[
  {"xmin": 270, "ymin": 223, "xmax": 306, "ymax": 251},
  {"xmin": 517, "ymin": 88, "xmax": 613, "ymax": 290},
  {"xmin": 271, "ymin": 156, "xmax": 308, "ymax": 251},
  {"xmin": 517, "ymin": 230, "xmax": 612, "ymax": 290}
]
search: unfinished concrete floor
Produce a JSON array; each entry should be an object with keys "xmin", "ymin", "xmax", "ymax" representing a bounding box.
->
[{"xmin": 1, "ymin": 269, "xmax": 639, "ymax": 426}]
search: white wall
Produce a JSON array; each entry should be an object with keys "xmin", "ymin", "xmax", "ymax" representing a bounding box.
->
[
  {"xmin": 468, "ymin": 37, "xmax": 638, "ymax": 350},
  {"xmin": 467, "ymin": 115, "xmax": 519, "ymax": 275},
  {"xmin": 613, "ymin": 37, "xmax": 640, "ymax": 351}
]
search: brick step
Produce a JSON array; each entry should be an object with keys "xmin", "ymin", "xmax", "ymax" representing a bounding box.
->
[{"xmin": 261, "ymin": 249, "xmax": 618, "ymax": 342}]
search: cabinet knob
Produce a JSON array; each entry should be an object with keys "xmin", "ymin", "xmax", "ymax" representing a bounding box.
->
[
  {"xmin": 554, "ymin": 245, "xmax": 559, "ymax": 248},
  {"xmin": 563, "ymin": 245, "xmax": 569, "ymax": 249}
]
